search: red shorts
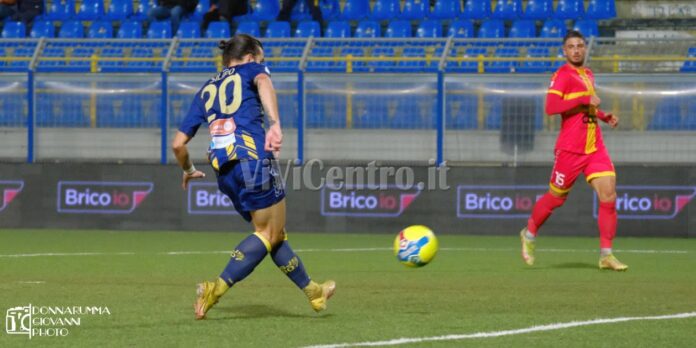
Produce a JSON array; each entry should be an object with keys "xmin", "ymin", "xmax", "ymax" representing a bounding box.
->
[{"xmin": 549, "ymin": 147, "xmax": 615, "ymax": 194}]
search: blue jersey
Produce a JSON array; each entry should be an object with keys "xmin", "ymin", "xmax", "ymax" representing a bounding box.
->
[{"xmin": 178, "ymin": 62, "xmax": 272, "ymax": 171}]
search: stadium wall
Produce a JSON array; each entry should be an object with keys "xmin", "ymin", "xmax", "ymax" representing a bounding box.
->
[{"xmin": 0, "ymin": 163, "xmax": 694, "ymax": 238}]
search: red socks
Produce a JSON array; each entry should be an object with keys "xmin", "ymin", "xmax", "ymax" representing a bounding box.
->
[
  {"xmin": 598, "ymin": 201, "xmax": 617, "ymax": 249},
  {"xmin": 527, "ymin": 193, "xmax": 567, "ymax": 235}
]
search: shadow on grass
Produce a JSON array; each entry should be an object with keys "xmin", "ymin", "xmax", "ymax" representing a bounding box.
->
[
  {"xmin": 550, "ymin": 262, "xmax": 597, "ymax": 269},
  {"xmin": 211, "ymin": 304, "xmax": 333, "ymax": 320}
]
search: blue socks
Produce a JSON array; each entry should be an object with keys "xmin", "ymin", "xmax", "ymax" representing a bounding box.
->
[
  {"xmin": 271, "ymin": 241, "xmax": 311, "ymax": 289},
  {"xmin": 219, "ymin": 233, "xmax": 270, "ymax": 287}
]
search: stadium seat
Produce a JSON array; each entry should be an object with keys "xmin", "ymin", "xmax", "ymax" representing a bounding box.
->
[
  {"xmin": 76, "ymin": 0, "xmax": 105, "ymax": 20},
  {"xmin": 400, "ymin": 0, "xmax": 428, "ymax": 20},
  {"xmin": 205, "ymin": 21, "xmax": 230, "ymax": 38},
  {"xmin": 68, "ymin": 47, "xmax": 96, "ymax": 72},
  {"xmin": 573, "ymin": 20, "xmax": 599, "ymax": 38},
  {"xmin": 319, "ymin": 0, "xmax": 341, "ymax": 21},
  {"xmin": 477, "ymin": 19, "xmax": 504, "ymax": 40},
  {"xmin": 491, "ymin": 0, "xmax": 522, "ymax": 20},
  {"xmin": 352, "ymin": 95, "xmax": 389, "ymax": 128},
  {"xmin": 30, "ymin": 21, "xmax": 55, "ymax": 38},
  {"xmin": 486, "ymin": 48, "xmax": 518, "ymax": 73},
  {"xmin": 290, "ymin": 0, "xmax": 313, "ymax": 21},
  {"xmin": 248, "ymin": 0, "xmax": 280, "ymax": 21},
  {"xmin": 540, "ymin": 19, "xmax": 567, "ymax": 46},
  {"xmin": 43, "ymin": 0, "xmax": 75, "ymax": 20},
  {"xmin": 98, "ymin": 48, "xmax": 124, "ymax": 71},
  {"xmin": 338, "ymin": 47, "xmax": 368, "ymax": 72},
  {"xmin": 355, "ymin": 20, "xmax": 380, "ymax": 38},
  {"xmin": 522, "ymin": 0, "xmax": 552, "ymax": 20},
  {"xmin": 508, "ymin": 20, "xmax": 536, "ymax": 46},
  {"xmin": 341, "ymin": 0, "xmax": 369, "ymax": 20},
  {"xmin": 131, "ymin": 0, "xmax": 155, "ymax": 20},
  {"xmin": 454, "ymin": 47, "xmax": 486, "ymax": 73},
  {"xmin": 416, "ymin": 20, "xmax": 441, "ymax": 38},
  {"xmin": 147, "ymin": 21, "xmax": 172, "ymax": 39},
  {"xmin": 236, "ymin": 21, "xmax": 260, "ymax": 37},
  {"xmin": 306, "ymin": 47, "xmax": 339, "ymax": 72},
  {"xmin": 648, "ymin": 100, "xmax": 681, "ymax": 130},
  {"xmin": 517, "ymin": 47, "xmax": 551, "ymax": 73},
  {"xmin": 6, "ymin": 47, "xmax": 33, "ymax": 71},
  {"xmin": 295, "ymin": 21, "xmax": 321, "ymax": 37},
  {"xmin": 59, "ymin": 21, "xmax": 84, "ymax": 38},
  {"xmin": 555, "ymin": 0, "xmax": 584, "ymax": 19},
  {"xmin": 447, "ymin": 20, "xmax": 474, "ymax": 38},
  {"xmin": 273, "ymin": 47, "xmax": 303, "ymax": 72},
  {"xmin": 461, "ymin": 0, "xmax": 491, "ymax": 19},
  {"xmin": 371, "ymin": 0, "xmax": 400, "ymax": 21},
  {"xmin": 105, "ymin": 0, "xmax": 132, "ymax": 20},
  {"xmin": 126, "ymin": 48, "xmax": 159, "ymax": 72},
  {"xmin": 175, "ymin": 47, "xmax": 215, "ymax": 72},
  {"xmin": 447, "ymin": 94, "xmax": 478, "ymax": 129},
  {"xmin": 431, "ymin": 0, "xmax": 461, "ymax": 20},
  {"xmin": 87, "ymin": 21, "xmax": 113, "ymax": 38},
  {"xmin": 395, "ymin": 47, "xmax": 426, "ymax": 72},
  {"xmin": 432, "ymin": 47, "xmax": 458, "ymax": 71},
  {"xmin": 385, "ymin": 20, "xmax": 411, "ymax": 38},
  {"xmin": 176, "ymin": 21, "xmax": 200, "ymax": 38},
  {"xmin": 325, "ymin": 21, "xmax": 351, "ymax": 38},
  {"xmin": 585, "ymin": 0, "xmax": 616, "ymax": 20},
  {"xmin": 683, "ymin": 102, "xmax": 696, "ymax": 129},
  {"xmin": 37, "ymin": 48, "xmax": 67, "ymax": 71},
  {"xmin": 265, "ymin": 21, "xmax": 291, "ymax": 38},
  {"xmin": 117, "ymin": 21, "xmax": 143, "ymax": 39},
  {"xmin": 370, "ymin": 47, "xmax": 395, "ymax": 72},
  {"xmin": 190, "ymin": 0, "xmax": 210, "ymax": 20},
  {"xmin": 1, "ymin": 22, "xmax": 26, "ymax": 38},
  {"xmin": 680, "ymin": 47, "xmax": 696, "ymax": 72}
]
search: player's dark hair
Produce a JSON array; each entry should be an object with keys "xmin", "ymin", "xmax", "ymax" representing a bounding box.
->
[
  {"xmin": 563, "ymin": 30, "xmax": 586, "ymax": 44},
  {"xmin": 218, "ymin": 34, "xmax": 264, "ymax": 66}
]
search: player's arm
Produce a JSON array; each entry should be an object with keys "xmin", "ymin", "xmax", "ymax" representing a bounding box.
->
[
  {"xmin": 596, "ymin": 109, "xmax": 619, "ymax": 128},
  {"xmin": 545, "ymin": 71, "xmax": 600, "ymax": 116},
  {"xmin": 255, "ymin": 73, "xmax": 282, "ymax": 154},
  {"xmin": 172, "ymin": 94, "xmax": 207, "ymax": 189}
]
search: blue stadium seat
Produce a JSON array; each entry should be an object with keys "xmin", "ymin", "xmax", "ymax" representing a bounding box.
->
[
  {"xmin": 30, "ymin": 21, "xmax": 55, "ymax": 38},
  {"xmin": 59, "ymin": 21, "xmax": 84, "ymax": 38},
  {"xmin": 517, "ymin": 47, "xmax": 551, "ymax": 73},
  {"xmin": 307, "ymin": 93, "xmax": 345, "ymax": 128},
  {"xmin": 190, "ymin": 0, "xmax": 210, "ymax": 20},
  {"xmin": 680, "ymin": 47, "xmax": 696, "ymax": 73},
  {"xmin": 118, "ymin": 21, "xmax": 142, "ymax": 38},
  {"xmin": 540, "ymin": 19, "xmax": 567, "ymax": 46},
  {"xmin": 68, "ymin": 47, "xmax": 95, "ymax": 72},
  {"xmin": 205, "ymin": 21, "xmax": 230, "ymax": 38},
  {"xmin": 147, "ymin": 21, "xmax": 172, "ymax": 39},
  {"xmin": 88, "ymin": 21, "xmax": 113, "ymax": 38},
  {"xmin": 306, "ymin": 47, "xmax": 340, "ymax": 72},
  {"xmin": 125, "ymin": 48, "xmax": 159, "ymax": 72},
  {"xmin": 522, "ymin": 0, "xmax": 552, "ymax": 20},
  {"xmin": 176, "ymin": 21, "xmax": 200, "ymax": 38},
  {"xmin": 338, "ymin": 47, "xmax": 368, "ymax": 72},
  {"xmin": 491, "ymin": 0, "xmax": 522, "ymax": 20},
  {"xmin": 6, "ymin": 47, "xmax": 34, "ymax": 71},
  {"xmin": 2, "ymin": 22, "xmax": 26, "ymax": 38},
  {"xmin": 352, "ymin": 96, "xmax": 389, "ymax": 128},
  {"xmin": 325, "ymin": 21, "xmax": 351, "ymax": 38},
  {"xmin": 236, "ymin": 21, "xmax": 260, "ymax": 37},
  {"xmin": 295, "ymin": 21, "xmax": 320, "ymax": 37},
  {"xmin": 99, "ymin": 48, "xmax": 125, "ymax": 71},
  {"xmin": 447, "ymin": 94, "xmax": 478, "ymax": 129},
  {"xmin": 37, "ymin": 48, "xmax": 67, "ymax": 71},
  {"xmin": 648, "ymin": 100, "xmax": 681, "ymax": 130},
  {"xmin": 447, "ymin": 20, "xmax": 474, "ymax": 38},
  {"xmin": 416, "ymin": 20, "xmax": 441, "ymax": 38},
  {"xmin": 319, "ymin": 0, "xmax": 341, "ymax": 21},
  {"xmin": 385, "ymin": 20, "xmax": 411, "ymax": 38},
  {"xmin": 37, "ymin": 92, "xmax": 89, "ymax": 127},
  {"xmin": 400, "ymin": 0, "xmax": 428, "ymax": 20},
  {"xmin": 371, "ymin": 0, "xmax": 400, "ymax": 21},
  {"xmin": 265, "ymin": 21, "xmax": 291, "ymax": 38},
  {"xmin": 76, "ymin": 0, "xmax": 105, "ymax": 20},
  {"xmin": 573, "ymin": 20, "xmax": 599, "ymax": 38},
  {"xmin": 370, "ymin": 47, "xmax": 395, "ymax": 72},
  {"xmin": 454, "ymin": 47, "xmax": 486, "ymax": 73},
  {"xmin": 355, "ymin": 20, "xmax": 380, "ymax": 38},
  {"xmin": 44, "ymin": 0, "xmax": 75, "ymax": 21},
  {"xmin": 248, "ymin": 0, "xmax": 280, "ymax": 21},
  {"xmin": 395, "ymin": 47, "xmax": 426, "ymax": 72},
  {"xmin": 585, "ymin": 0, "xmax": 616, "ymax": 20},
  {"xmin": 273, "ymin": 47, "xmax": 303, "ymax": 72},
  {"xmin": 105, "ymin": 0, "xmax": 132, "ymax": 20},
  {"xmin": 175, "ymin": 47, "xmax": 215, "ymax": 72},
  {"xmin": 132, "ymin": 0, "xmax": 155, "ymax": 20},
  {"xmin": 290, "ymin": 0, "xmax": 313, "ymax": 21},
  {"xmin": 485, "ymin": 101, "xmax": 502, "ymax": 129},
  {"xmin": 683, "ymin": 102, "xmax": 696, "ymax": 129},
  {"xmin": 432, "ymin": 47, "xmax": 458, "ymax": 71},
  {"xmin": 393, "ymin": 96, "xmax": 435, "ymax": 129},
  {"xmin": 461, "ymin": 0, "xmax": 491, "ymax": 19},
  {"xmin": 431, "ymin": 0, "xmax": 461, "ymax": 20},
  {"xmin": 555, "ymin": 0, "xmax": 584, "ymax": 19},
  {"xmin": 486, "ymin": 48, "xmax": 518, "ymax": 73},
  {"xmin": 477, "ymin": 19, "xmax": 504, "ymax": 41},
  {"xmin": 341, "ymin": 0, "xmax": 369, "ymax": 20},
  {"xmin": 508, "ymin": 20, "xmax": 535, "ymax": 46}
]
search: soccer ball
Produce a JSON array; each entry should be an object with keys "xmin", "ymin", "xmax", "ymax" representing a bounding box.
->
[{"xmin": 393, "ymin": 225, "xmax": 438, "ymax": 267}]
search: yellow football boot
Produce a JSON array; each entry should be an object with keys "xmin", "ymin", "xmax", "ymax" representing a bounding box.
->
[
  {"xmin": 303, "ymin": 280, "xmax": 336, "ymax": 312},
  {"xmin": 599, "ymin": 254, "xmax": 628, "ymax": 271},
  {"xmin": 194, "ymin": 278, "xmax": 229, "ymax": 320},
  {"xmin": 520, "ymin": 228, "xmax": 535, "ymax": 266}
]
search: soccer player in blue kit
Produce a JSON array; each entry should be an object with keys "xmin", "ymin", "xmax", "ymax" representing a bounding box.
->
[{"xmin": 172, "ymin": 34, "xmax": 335, "ymax": 320}]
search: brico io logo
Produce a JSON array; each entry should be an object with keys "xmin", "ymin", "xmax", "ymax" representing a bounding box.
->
[
  {"xmin": 593, "ymin": 186, "xmax": 696, "ymax": 220},
  {"xmin": 0, "ymin": 180, "xmax": 24, "ymax": 213},
  {"xmin": 320, "ymin": 185, "xmax": 422, "ymax": 217},
  {"xmin": 187, "ymin": 182, "xmax": 238, "ymax": 215},
  {"xmin": 57, "ymin": 181, "xmax": 154, "ymax": 214},
  {"xmin": 457, "ymin": 185, "xmax": 547, "ymax": 219}
]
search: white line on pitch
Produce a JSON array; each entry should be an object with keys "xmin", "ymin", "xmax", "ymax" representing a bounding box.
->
[{"xmin": 300, "ymin": 312, "xmax": 696, "ymax": 348}]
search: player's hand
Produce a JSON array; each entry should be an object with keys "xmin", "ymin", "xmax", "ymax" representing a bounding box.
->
[
  {"xmin": 589, "ymin": 95, "xmax": 601, "ymax": 108},
  {"xmin": 182, "ymin": 170, "xmax": 206, "ymax": 190},
  {"xmin": 605, "ymin": 113, "xmax": 619, "ymax": 128},
  {"xmin": 265, "ymin": 123, "xmax": 283, "ymax": 153}
]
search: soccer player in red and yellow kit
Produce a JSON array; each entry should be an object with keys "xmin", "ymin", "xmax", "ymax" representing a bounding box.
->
[{"xmin": 519, "ymin": 30, "xmax": 628, "ymax": 271}]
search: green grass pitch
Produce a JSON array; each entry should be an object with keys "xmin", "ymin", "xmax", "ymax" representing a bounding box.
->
[{"xmin": 1, "ymin": 229, "xmax": 695, "ymax": 347}]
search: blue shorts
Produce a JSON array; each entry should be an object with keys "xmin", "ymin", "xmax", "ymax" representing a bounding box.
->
[{"xmin": 217, "ymin": 159, "xmax": 286, "ymax": 222}]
